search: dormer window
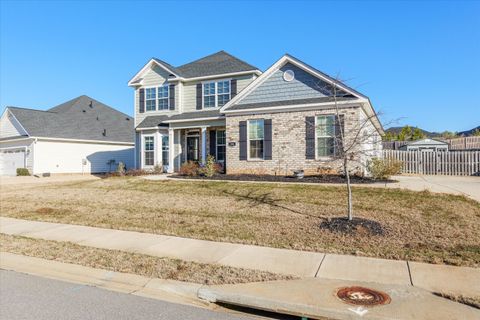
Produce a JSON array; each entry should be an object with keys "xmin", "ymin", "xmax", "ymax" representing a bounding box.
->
[{"xmin": 203, "ymin": 80, "xmax": 231, "ymax": 108}]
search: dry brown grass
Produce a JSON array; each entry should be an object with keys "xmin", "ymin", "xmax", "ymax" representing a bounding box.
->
[
  {"xmin": 434, "ymin": 292, "xmax": 480, "ymax": 310},
  {"xmin": 1, "ymin": 177, "xmax": 479, "ymax": 267},
  {"xmin": 0, "ymin": 234, "xmax": 293, "ymax": 285}
]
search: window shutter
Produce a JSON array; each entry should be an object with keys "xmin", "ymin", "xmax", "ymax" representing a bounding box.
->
[
  {"xmin": 231, "ymin": 79, "xmax": 237, "ymax": 98},
  {"xmin": 139, "ymin": 88, "xmax": 145, "ymax": 113},
  {"xmin": 196, "ymin": 83, "xmax": 202, "ymax": 110},
  {"xmin": 305, "ymin": 116, "xmax": 315, "ymax": 159},
  {"xmin": 264, "ymin": 119, "xmax": 272, "ymax": 160},
  {"xmin": 335, "ymin": 114, "xmax": 345, "ymax": 157},
  {"xmin": 209, "ymin": 130, "xmax": 216, "ymax": 158},
  {"xmin": 239, "ymin": 121, "xmax": 247, "ymax": 161},
  {"xmin": 169, "ymin": 84, "xmax": 175, "ymax": 110}
]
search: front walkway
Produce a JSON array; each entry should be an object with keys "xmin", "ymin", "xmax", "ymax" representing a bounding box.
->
[{"xmin": 1, "ymin": 217, "xmax": 478, "ymax": 297}]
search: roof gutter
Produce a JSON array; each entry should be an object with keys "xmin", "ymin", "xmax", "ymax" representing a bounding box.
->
[{"xmin": 30, "ymin": 136, "xmax": 134, "ymax": 146}]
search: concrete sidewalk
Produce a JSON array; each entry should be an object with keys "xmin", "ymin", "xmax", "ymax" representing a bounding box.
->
[{"xmin": 1, "ymin": 217, "xmax": 479, "ymax": 297}]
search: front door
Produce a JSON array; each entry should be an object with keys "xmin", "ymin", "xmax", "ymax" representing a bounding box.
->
[{"xmin": 186, "ymin": 136, "xmax": 199, "ymax": 162}]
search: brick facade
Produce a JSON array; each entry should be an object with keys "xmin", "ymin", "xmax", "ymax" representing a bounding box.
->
[{"xmin": 225, "ymin": 106, "xmax": 364, "ymax": 175}]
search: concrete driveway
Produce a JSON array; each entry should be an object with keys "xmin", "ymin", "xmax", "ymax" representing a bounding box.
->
[{"xmin": 387, "ymin": 175, "xmax": 480, "ymax": 202}]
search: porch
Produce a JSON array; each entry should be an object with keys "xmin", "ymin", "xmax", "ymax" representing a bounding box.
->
[{"xmin": 137, "ymin": 120, "xmax": 226, "ymax": 173}]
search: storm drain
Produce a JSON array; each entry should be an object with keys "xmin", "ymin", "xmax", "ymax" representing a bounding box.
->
[{"xmin": 336, "ymin": 286, "xmax": 391, "ymax": 306}]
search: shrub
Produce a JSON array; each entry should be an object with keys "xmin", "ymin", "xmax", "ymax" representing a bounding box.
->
[
  {"xmin": 367, "ymin": 158, "xmax": 403, "ymax": 180},
  {"xmin": 116, "ymin": 162, "xmax": 126, "ymax": 176},
  {"xmin": 16, "ymin": 168, "xmax": 30, "ymax": 176},
  {"xmin": 153, "ymin": 164, "xmax": 163, "ymax": 174},
  {"xmin": 198, "ymin": 155, "xmax": 217, "ymax": 177},
  {"xmin": 179, "ymin": 161, "xmax": 199, "ymax": 176},
  {"xmin": 125, "ymin": 169, "xmax": 149, "ymax": 176}
]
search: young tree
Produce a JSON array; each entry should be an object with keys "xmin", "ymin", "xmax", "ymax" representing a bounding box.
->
[{"xmin": 309, "ymin": 77, "xmax": 391, "ymax": 221}]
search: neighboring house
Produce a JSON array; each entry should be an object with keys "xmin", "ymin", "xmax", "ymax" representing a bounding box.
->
[
  {"xmin": 129, "ymin": 51, "xmax": 383, "ymax": 175},
  {"xmin": 0, "ymin": 95, "xmax": 134, "ymax": 175},
  {"xmin": 399, "ymin": 138, "xmax": 449, "ymax": 151}
]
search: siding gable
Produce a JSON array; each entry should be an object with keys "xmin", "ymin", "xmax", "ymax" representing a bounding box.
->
[
  {"xmin": 238, "ymin": 63, "xmax": 346, "ymax": 105},
  {"xmin": 0, "ymin": 111, "xmax": 28, "ymax": 138}
]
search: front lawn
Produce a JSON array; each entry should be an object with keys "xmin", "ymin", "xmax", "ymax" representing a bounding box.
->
[{"xmin": 1, "ymin": 177, "xmax": 479, "ymax": 267}]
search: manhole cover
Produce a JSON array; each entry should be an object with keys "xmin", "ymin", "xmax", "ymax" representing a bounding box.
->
[{"xmin": 336, "ymin": 286, "xmax": 391, "ymax": 306}]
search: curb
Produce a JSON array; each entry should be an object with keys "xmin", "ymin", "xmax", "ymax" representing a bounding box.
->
[{"xmin": 0, "ymin": 252, "xmax": 209, "ymax": 308}]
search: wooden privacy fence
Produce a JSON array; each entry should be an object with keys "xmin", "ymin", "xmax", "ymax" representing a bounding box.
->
[{"xmin": 382, "ymin": 150, "xmax": 480, "ymax": 176}]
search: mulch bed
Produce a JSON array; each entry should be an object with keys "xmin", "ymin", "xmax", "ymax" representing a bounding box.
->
[{"xmin": 172, "ymin": 174, "xmax": 394, "ymax": 184}]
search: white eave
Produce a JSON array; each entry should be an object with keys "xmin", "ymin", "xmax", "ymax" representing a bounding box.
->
[{"xmin": 128, "ymin": 58, "xmax": 180, "ymax": 87}]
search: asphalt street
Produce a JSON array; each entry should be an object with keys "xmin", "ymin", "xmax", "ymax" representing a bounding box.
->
[{"xmin": 0, "ymin": 270, "xmax": 254, "ymax": 320}]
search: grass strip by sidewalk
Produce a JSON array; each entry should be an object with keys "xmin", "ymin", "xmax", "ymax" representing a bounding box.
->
[
  {"xmin": 0, "ymin": 234, "xmax": 294, "ymax": 285},
  {"xmin": 434, "ymin": 292, "xmax": 480, "ymax": 310}
]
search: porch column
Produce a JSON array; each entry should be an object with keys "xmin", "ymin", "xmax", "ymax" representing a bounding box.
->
[
  {"xmin": 155, "ymin": 131, "xmax": 162, "ymax": 167},
  {"xmin": 168, "ymin": 128, "xmax": 174, "ymax": 173},
  {"xmin": 201, "ymin": 127, "xmax": 207, "ymax": 164}
]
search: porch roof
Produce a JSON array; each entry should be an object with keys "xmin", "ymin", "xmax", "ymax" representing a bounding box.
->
[{"xmin": 136, "ymin": 110, "xmax": 223, "ymax": 129}]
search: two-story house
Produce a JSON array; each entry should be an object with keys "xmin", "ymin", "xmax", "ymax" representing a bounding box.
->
[{"xmin": 129, "ymin": 51, "xmax": 383, "ymax": 175}]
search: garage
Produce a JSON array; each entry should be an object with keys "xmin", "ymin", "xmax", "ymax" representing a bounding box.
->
[
  {"xmin": 0, "ymin": 148, "xmax": 26, "ymax": 176},
  {"xmin": 1, "ymin": 96, "xmax": 134, "ymax": 175}
]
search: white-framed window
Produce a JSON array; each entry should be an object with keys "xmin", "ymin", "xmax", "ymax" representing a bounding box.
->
[
  {"xmin": 145, "ymin": 88, "xmax": 156, "ymax": 111},
  {"xmin": 217, "ymin": 80, "xmax": 230, "ymax": 107},
  {"xmin": 203, "ymin": 80, "xmax": 231, "ymax": 108},
  {"xmin": 157, "ymin": 85, "xmax": 169, "ymax": 110},
  {"xmin": 162, "ymin": 135, "xmax": 169, "ymax": 166},
  {"xmin": 248, "ymin": 119, "xmax": 264, "ymax": 160},
  {"xmin": 203, "ymin": 82, "xmax": 216, "ymax": 108},
  {"xmin": 316, "ymin": 115, "xmax": 335, "ymax": 157},
  {"xmin": 144, "ymin": 136, "xmax": 155, "ymax": 166},
  {"xmin": 216, "ymin": 130, "xmax": 226, "ymax": 163}
]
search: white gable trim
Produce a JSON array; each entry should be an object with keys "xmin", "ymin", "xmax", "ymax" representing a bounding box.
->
[
  {"xmin": 1, "ymin": 108, "xmax": 30, "ymax": 137},
  {"xmin": 221, "ymin": 55, "xmax": 366, "ymax": 113},
  {"xmin": 128, "ymin": 59, "xmax": 179, "ymax": 87}
]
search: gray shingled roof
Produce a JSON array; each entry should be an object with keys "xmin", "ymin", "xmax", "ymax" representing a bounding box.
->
[
  {"xmin": 8, "ymin": 95, "xmax": 134, "ymax": 143},
  {"xmin": 137, "ymin": 110, "xmax": 223, "ymax": 128},
  {"xmin": 172, "ymin": 51, "xmax": 259, "ymax": 78},
  {"xmin": 225, "ymin": 96, "xmax": 358, "ymax": 111}
]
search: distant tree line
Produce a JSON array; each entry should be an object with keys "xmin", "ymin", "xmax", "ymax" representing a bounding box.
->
[{"xmin": 384, "ymin": 126, "xmax": 480, "ymax": 141}]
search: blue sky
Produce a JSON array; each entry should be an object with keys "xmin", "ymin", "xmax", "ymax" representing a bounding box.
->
[{"xmin": 1, "ymin": 1, "xmax": 479, "ymax": 132}]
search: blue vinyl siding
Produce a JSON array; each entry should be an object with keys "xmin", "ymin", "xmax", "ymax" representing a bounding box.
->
[{"xmin": 238, "ymin": 63, "xmax": 342, "ymax": 105}]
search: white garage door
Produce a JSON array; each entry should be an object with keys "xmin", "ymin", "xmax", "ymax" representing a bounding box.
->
[{"xmin": 0, "ymin": 148, "xmax": 26, "ymax": 176}]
